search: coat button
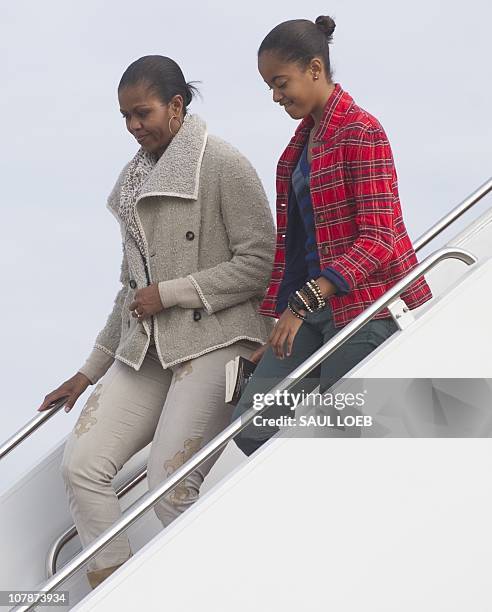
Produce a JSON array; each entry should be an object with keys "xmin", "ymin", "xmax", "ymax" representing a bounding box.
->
[
  {"xmin": 316, "ymin": 213, "xmax": 325, "ymax": 223},
  {"xmin": 129, "ymin": 280, "xmax": 137, "ymax": 289},
  {"xmin": 193, "ymin": 310, "xmax": 202, "ymax": 321},
  {"xmin": 186, "ymin": 231, "xmax": 195, "ymax": 241}
]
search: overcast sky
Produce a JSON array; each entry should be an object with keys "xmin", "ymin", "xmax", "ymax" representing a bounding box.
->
[{"xmin": 1, "ymin": 0, "xmax": 491, "ymax": 492}]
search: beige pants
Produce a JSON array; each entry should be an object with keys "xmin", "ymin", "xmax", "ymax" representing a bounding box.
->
[{"xmin": 61, "ymin": 340, "xmax": 257, "ymax": 574}]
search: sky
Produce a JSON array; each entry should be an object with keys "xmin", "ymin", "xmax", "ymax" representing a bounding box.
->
[{"xmin": 0, "ymin": 0, "xmax": 491, "ymax": 492}]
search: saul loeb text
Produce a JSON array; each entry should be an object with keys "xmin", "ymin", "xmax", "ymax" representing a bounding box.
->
[{"xmin": 251, "ymin": 389, "xmax": 373, "ymax": 428}]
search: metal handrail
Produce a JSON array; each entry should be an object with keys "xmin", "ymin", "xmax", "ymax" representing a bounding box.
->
[
  {"xmin": 46, "ymin": 467, "xmax": 148, "ymax": 578},
  {"xmin": 1, "ymin": 178, "xmax": 490, "ymax": 465},
  {"xmin": 46, "ymin": 174, "xmax": 492, "ymax": 574},
  {"xmin": 12, "ymin": 246, "xmax": 476, "ymax": 611},
  {"xmin": 43, "ymin": 174, "xmax": 492, "ymax": 578},
  {"xmin": 413, "ymin": 177, "xmax": 492, "ymax": 252},
  {"xmin": 0, "ymin": 398, "xmax": 66, "ymax": 461}
]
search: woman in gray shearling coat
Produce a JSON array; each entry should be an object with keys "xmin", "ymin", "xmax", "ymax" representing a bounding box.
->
[{"xmin": 38, "ymin": 55, "xmax": 275, "ymax": 588}]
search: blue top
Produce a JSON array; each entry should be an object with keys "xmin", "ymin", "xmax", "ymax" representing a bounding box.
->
[{"xmin": 276, "ymin": 144, "xmax": 350, "ymax": 315}]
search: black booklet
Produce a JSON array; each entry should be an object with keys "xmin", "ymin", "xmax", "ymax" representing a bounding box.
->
[{"xmin": 225, "ymin": 356, "xmax": 257, "ymax": 406}]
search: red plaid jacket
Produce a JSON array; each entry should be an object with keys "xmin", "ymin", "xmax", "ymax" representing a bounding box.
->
[{"xmin": 258, "ymin": 83, "xmax": 433, "ymax": 327}]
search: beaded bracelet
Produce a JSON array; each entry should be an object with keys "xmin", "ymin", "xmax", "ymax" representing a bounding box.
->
[
  {"xmin": 288, "ymin": 303, "xmax": 306, "ymax": 320},
  {"xmin": 307, "ymin": 279, "xmax": 325, "ymax": 303},
  {"xmin": 288, "ymin": 277, "xmax": 327, "ymax": 319},
  {"xmin": 295, "ymin": 290, "xmax": 313, "ymax": 313},
  {"xmin": 288, "ymin": 292, "xmax": 309, "ymax": 313},
  {"xmin": 305, "ymin": 279, "xmax": 326, "ymax": 310},
  {"xmin": 299, "ymin": 285, "xmax": 319, "ymax": 311},
  {"xmin": 299, "ymin": 283, "xmax": 320, "ymax": 311},
  {"xmin": 288, "ymin": 295, "xmax": 306, "ymax": 316},
  {"xmin": 287, "ymin": 292, "xmax": 309, "ymax": 318},
  {"xmin": 295, "ymin": 282, "xmax": 325, "ymax": 312}
]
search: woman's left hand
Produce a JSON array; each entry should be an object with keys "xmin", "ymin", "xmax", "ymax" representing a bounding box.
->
[
  {"xmin": 129, "ymin": 284, "xmax": 164, "ymax": 320},
  {"xmin": 268, "ymin": 308, "xmax": 306, "ymax": 359}
]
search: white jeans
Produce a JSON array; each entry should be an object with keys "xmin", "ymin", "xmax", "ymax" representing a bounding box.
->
[{"xmin": 61, "ymin": 340, "xmax": 257, "ymax": 572}]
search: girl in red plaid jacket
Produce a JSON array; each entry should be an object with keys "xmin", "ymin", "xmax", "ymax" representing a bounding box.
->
[{"xmin": 233, "ymin": 15, "xmax": 432, "ymax": 455}]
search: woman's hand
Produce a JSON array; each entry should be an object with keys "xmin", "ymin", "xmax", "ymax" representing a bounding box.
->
[
  {"xmin": 129, "ymin": 284, "xmax": 163, "ymax": 320},
  {"xmin": 38, "ymin": 372, "xmax": 91, "ymax": 413},
  {"xmin": 268, "ymin": 308, "xmax": 305, "ymax": 359}
]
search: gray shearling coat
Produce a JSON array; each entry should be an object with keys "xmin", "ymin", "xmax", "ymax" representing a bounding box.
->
[{"xmin": 79, "ymin": 113, "xmax": 275, "ymax": 383}]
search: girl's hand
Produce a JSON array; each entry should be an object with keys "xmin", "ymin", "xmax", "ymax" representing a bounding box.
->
[
  {"xmin": 129, "ymin": 284, "xmax": 163, "ymax": 320},
  {"xmin": 268, "ymin": 308, "xmax": 305, "ymax": 359},
  {"xmin": 250, "ymin": 343, "xmax": 269, "ymax": 364},
  {"xmin": 38, "ymin": 372, "xmax": 91, "ymax": 413}
]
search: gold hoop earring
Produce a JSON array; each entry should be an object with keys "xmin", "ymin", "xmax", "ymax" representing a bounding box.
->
[{"xmin": 169, "ymin": 115, "xmax": 182, "ymax": 137}]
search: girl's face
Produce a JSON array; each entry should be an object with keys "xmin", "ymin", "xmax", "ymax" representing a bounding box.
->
[
  {"xmin": 118, "ymin": 82, "xmax": 183, "ymax": 157},
  {"xmin": 258, "ymin": 51, "xmax": 320, "ymax": 120}
]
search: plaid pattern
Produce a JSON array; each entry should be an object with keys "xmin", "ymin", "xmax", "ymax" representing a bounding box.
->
[{"xmin": 258, "ymin": 83, "xmax": 433, "ymax": 327}]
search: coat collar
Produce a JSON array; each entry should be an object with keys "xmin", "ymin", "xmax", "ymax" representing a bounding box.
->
[
  {"xmin": 109, "ymin": 113, "xmax": 208, "ymax": 219},
  {"xmin": 294, "ymin": 83, "xmax": 355, "ymax": 144},
  {"xmin": 138, "ymin": 112, "xmax": 207, "ymax": 202}
]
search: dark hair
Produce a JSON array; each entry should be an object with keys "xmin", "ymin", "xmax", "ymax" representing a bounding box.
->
[
  {"xmin": 118, "ymin": 55, "xmax": 200, "ymax": 115},
  {"xmin": 258, "ymin": 16, "xmax": 336, "ymax": 79}
]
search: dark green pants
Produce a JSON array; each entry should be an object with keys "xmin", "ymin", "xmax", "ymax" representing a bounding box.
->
[{"xmin": 232, "ymin": 304, "xmax": 398, "ymax": 456}]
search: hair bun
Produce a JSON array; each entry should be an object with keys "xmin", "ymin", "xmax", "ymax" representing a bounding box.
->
[{"xmin": 315, "ymin": 15, "xmax": 336, "ymax": 40}]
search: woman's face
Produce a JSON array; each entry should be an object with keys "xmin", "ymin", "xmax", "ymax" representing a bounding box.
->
[
  {"xmin": 258, "ymin": 51, "xmax": 320, "ymax": 120},
  {"xmin": 118, "ymin": 82, "xmax": 182, "ymax": 156}
]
